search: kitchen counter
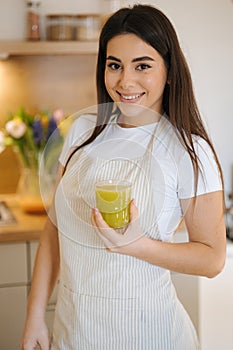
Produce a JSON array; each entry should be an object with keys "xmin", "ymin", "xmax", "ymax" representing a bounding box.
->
[
  {"xmin": 0, "ymin": 194, "xmax": 187, "ymax": 243},
  {"xmin": 1, "ymin": 195, "xmax": 233, "ymax": 255},
  {"xmin": 0, "ymin": 195, "xmax": 47, "ymax": 243}
]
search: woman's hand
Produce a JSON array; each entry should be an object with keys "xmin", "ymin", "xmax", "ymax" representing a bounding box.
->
[
  {"xmin": 20, "ymin": 317, "xmax": 50, "ymax": 350},
  {"xmin": 91, "ymin": 200, "xmax": 145, "ymax": 256}
]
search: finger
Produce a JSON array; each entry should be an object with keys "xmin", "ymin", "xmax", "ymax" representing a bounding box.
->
[
  {"xmin": 39, "ymin": 337, "xmax": 50, "ymax": 350},
  {"xmin": 91, "ymin": 209, "xmax": 97, "ymax": 227},
  {"xmin": 97, "ymin": 231, "xmax": 115, "ymax": 249},
  {"xmin": 92, "ymin": 208, "xmax": 109, "ymax": 229},
  {"xmin": 91, "ymin": 209, "xmax": 115, "ymax": 248},
  {"xmin": 20, "ymin": 339, "xmax": 37, "ymax": 350},
  {"xmin": 129, "ymin": 199, "xmax": 139, "ymax": 223},
  {"xmin": 93, "ymin": 222, "xmax": 117, "ymax": 250}
]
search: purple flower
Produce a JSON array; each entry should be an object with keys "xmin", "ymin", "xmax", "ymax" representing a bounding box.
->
[
  {"xmin": 32, "ymin": 119, "xmax": 43, "ymax": 145},
  {"xmin": 47, "ymin": 116, "xmax": 58, "ymax": 139}
]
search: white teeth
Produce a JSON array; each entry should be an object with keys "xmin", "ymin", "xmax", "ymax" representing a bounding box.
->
[{"xmin": 121, "ymin": 93, "xmax": 142, "ymax": 100}]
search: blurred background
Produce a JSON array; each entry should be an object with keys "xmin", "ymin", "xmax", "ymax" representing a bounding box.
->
[
  {"xmin": 0, "ymin": 0, "xmax": 232, "ymax": 200},
  {"xmin": 0, "ymin": 1, "xmax": 232, "ymax": 350}
]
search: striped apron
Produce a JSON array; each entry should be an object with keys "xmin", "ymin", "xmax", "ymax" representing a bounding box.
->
[{"xmin": 52, "ymin": 116, "xmax": 200, "ymax": 349}]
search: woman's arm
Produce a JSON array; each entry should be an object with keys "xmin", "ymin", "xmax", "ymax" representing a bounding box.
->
[
  {"xmin": 21, "ymin": 166, "xmax": 63, "ymax": 350},
  {"xmin": 21, "ymin": 218, "xmax": 60, "ymax": 350},
  {"xmin": 92, "ymin": 190, "xmax": 226, "ymax": 278}
]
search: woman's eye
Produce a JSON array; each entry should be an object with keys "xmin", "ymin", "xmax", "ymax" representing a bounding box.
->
[
  {"xmin": 107, "ymin": 63, "xmax": 121, "ymax": 70},
  {"xmin": 136, "ymin": 64, "xmax": 151, "ymax": 71}
]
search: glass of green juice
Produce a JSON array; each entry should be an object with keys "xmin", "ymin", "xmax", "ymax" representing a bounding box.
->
[{"xmin": 95, "ymin": 180, "xmax": 132, "ymax": 230}]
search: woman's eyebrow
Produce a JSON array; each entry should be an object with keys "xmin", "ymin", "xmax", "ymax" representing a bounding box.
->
[
  {"xmin": 106, "ymin": 55, "xmax": 155, "ymax": 62},
  {"xmin": 106, "ymin": 55, "xmax": 121, "ymax": 62},
  {"xmin": 132, "ymin": 56, "xmax": 155, "ymax": 62}
]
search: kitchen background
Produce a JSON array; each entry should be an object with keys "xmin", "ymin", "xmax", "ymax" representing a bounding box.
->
[
  {"xmin": 0, "ymin": 1, "xmax": 233, "ymax": 349},
  {"xmin": 0, "ymin": 0, "xmax": 232, "ymax": 200}
]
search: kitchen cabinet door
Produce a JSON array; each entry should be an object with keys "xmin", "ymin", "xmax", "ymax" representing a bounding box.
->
[
  {"xmin": 0, "ymin": 242, "xmax": 27, "ymax": 284},
  {"xmin": 0, "ymin": 286, "xmax": 27, "ymax": 350},
  {"xmin": 0, "ymin": 243, "xmax": 27, "ymax": 349}
]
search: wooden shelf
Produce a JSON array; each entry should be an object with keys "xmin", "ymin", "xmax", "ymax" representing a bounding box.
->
[{"xmin": 0, "ymin": 40, "xmax": 98, "ymax": 57}]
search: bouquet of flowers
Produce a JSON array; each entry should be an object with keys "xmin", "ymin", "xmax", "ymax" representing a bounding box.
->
[
  {"xmin": 0, "ymin": 107, "xmax": 71, "ymax": 213},
  {"xmin": 0, "ymin": 107, "xmax": 68, "ymax": 169}
]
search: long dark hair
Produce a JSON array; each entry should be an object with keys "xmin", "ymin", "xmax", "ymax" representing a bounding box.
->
[{"xmin": 63, "ymin": 4, "xmax": 223, "ymax": 192}]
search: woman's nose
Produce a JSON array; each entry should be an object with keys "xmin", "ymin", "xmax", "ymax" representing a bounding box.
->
[{"xmin": 119, "ymin": 69, "xmax": 136, "ymax": 89}]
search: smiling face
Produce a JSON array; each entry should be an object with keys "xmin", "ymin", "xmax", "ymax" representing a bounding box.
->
[{"xmin": 104, "ymin": 33, "xmax": 168, "ymax": 126}]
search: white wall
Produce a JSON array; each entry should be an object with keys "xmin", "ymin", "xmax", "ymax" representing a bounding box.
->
[{"xmin": 0, "ymin": 0, "xmax": 232, "ymax": 198}]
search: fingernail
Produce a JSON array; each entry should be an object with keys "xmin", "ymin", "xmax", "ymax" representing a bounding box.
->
[{"xmin": 93, "ymin": 208, "xmax": 99, "ymax": 215}]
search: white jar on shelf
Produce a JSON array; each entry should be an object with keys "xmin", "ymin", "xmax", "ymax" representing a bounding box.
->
[
  {"xmin": 46, "ymin": 14, "xmax": 75, "ymax": 41},
  {"xmin": 76, "ymin": 14, "xmax": 100, "ymax": 41}
]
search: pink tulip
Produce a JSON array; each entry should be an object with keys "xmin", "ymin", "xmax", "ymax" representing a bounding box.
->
[{"xmin": 53, "ymin": 108, "xmax": 64, "ymax": 123}]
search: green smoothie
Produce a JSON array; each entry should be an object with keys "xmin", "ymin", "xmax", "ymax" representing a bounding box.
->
[{"xmin": 95, "ymin": 181, "xmax": 132, "ymax": 229}]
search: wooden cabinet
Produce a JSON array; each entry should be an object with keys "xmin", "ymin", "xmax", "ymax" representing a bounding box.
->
[
  {"xmin": 0, "ymin": 287, "xmax": 27, "ymax": 350},
  {"xmin": 0, "ymin": 243, "xmax": 28, "ymax": 350},
  {"xmin": 0, "ymin": 241, "xmax": 58, "ymax": 349},
  {"xmin": 0, "ymin": 242, "xmax": 27, "ymax": 283}
]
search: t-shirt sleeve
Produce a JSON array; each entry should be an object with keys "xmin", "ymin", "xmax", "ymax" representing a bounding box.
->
[
  {"xmin": 59, "ymin": 114, "xmax": 96, "ymax": 166},
  {"xmin": 177, "ymin": 137, "xmax": 222, "ymax": 199}
]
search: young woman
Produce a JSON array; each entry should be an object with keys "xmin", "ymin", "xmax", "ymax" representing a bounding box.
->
[{"xmin": 21, "ymin": 5, "xmax": 226, "ymax": 350}]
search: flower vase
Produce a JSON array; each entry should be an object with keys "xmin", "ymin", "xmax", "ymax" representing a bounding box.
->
[{"xmin": 17, "ymin": 166, "xmax": 46, "ymax": 214}]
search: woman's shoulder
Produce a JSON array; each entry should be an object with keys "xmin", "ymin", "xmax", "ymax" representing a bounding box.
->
[
  {"xmin": 192, "ymin": 135, "xmax": 218, "ymax": 170},
  {"xmin": 159, "ymin": 116, "xmax": 214, "ymax": 156},
  {"xmin": 58, "ymin": 114, "xmax": 97, "ymax": 166},
  {"xmin": 156, "ymin": 115, "xmax": 184, "ymax": 154},
  {"xmin": 65, "ymin": 113, "xmax": 97, "ymax": 145},
  {"xmin": 70, "ymin": 113, "xmax": 97, "ymax": 135},
  {"xmin": 156, "ymin": 117, "xmax": 220, "ymax": 180}
]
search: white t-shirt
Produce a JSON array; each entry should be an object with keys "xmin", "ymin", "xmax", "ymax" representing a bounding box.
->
[{"xmin": 59, "ymin": 114, "xmax": 222, "ymax": 241}]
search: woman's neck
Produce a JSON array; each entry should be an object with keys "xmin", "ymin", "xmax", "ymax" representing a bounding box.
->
[{"xmin": 117, "ymin": 111, "xmax": 162, "ymax": 128}]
